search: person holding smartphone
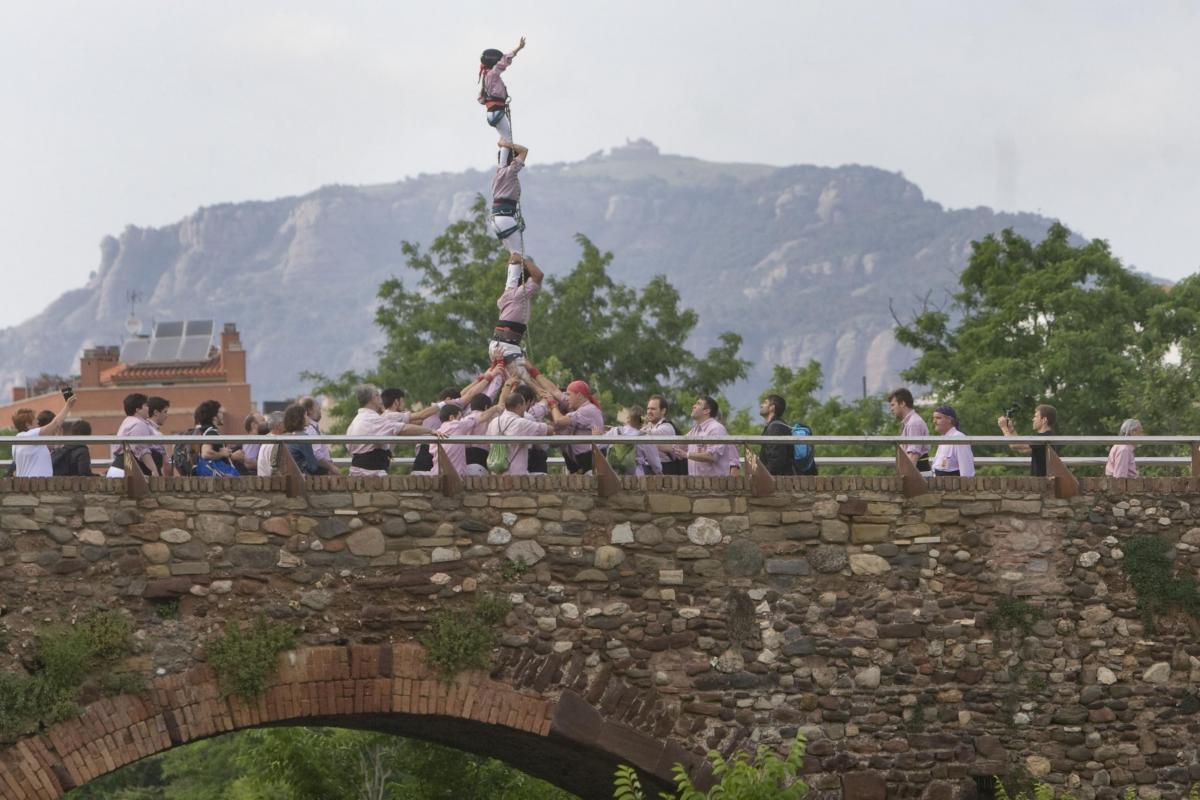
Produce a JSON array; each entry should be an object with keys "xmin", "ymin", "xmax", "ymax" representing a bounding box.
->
[{"xmin": 11, "ymin": 389, "xmax": 76, "ymax": 477}]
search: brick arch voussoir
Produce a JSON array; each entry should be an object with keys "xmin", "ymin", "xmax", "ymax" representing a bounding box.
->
[{"xmin": 0, "ymin": 643, "xmax": 697, "ymax": 800}]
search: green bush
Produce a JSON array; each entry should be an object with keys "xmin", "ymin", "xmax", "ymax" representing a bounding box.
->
[
  {"xmin": 420, "ymin": 595, "xmax": 510, "ymax": 678},
  {"xmin": 0, "ymin": 610, "xmax": 133, "ymax": 739},
  {"xmin": 206, "ymin": 618, "xmax": 295, "ymax": 702},
  {"xmin": 1121, "ymin": 535, "xmax": 1200, "ymax": 630},
  {"xmin": 499, "ymin": 557, "xmax": 532, "ymax": 582},
  {"xmin": 987, "ymin": 597, "xmax": 1043, "ymax": 637},
  {"xmin": 614, "ymin": 734, "xmax": 808, "ymax": 800}
]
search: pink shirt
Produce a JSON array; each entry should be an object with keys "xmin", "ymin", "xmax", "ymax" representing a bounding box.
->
[
  {"xmin": 491, "ymin": 157, "xmax": 524, "ymax": 202},
  {"xmin": 686, "ymin": 417, "xmax": 736, "ymax": 477},
  {"xmin": 345, "ymin": 408, "xmax": 408, "ymax": 455},
  {"xmin": 305, "ymin": 420, "xmax": 331, "ymax": 463},
  {"xmin": 1105, "ymin": 444, "xmax": 1137, "ymax": 478},
  {"xmin": 480, "ymin": 52, "xmax": 513, "ymax": 104},
  {"xmin": 430, "ymin": 417, "xmax": 475, "ymax": 476},
  {"xmin": 113, "ymin": 415, "xmax": 156, "ymax": 461},
  {"xmin": 497, "ymin": 280, "xmax": 540, "ymax": 325},
  {"xmin": 607, "ymin": 425, "xmax": 662, "ymax": 476},
  {"xmin": 932, "ymin": 428, "xmax": 975, "ymax": 476},
  {"xmin": 900, "ymin": 410, "xmax": 930, "ymax": 458},
  {"xmin": 489, "ymin": 410, "xmax": 551, "ymax": 475},
  {"xmin": 564, "ymin": 402, "xmax": 604, "ymax": 456}
]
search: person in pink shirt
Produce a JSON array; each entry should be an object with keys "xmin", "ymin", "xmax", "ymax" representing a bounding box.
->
[
  {"xmin": 346, "ymin": 385, "xmax": 440, "ymax": 477},
  {"xmin": 491, "ymin": 142, "xmax": 528, "ymax": 255},
  {"xmin": 487, "ymin": 380, "xmax": 553, "ymax": 475},
  {"xmin": 478, "ymin": 37, "xmax": 525, "ymax": 162},
  {"xmin": 430, "ymin": 379, "xmax": 512, "ymax": 477},
  {"xmin": 1105, "ymin": 418, "xmax": 1142, "ymax": 478},
  {"xmin": 888, "ymin": 387, "xmax": 931, "ymax": 473},
  {"xmin": 548, "ymin": 380, "xmax": 605, "ymax": 474},
  {"xmin": 490, "ymin": 254, "xmax": 543, "ymax": 382},
  {"xmin": 684, "ymin": 396, "xmax": 740, "ymax": 477},
  {"xmin": 299, "ymin": 396, "xmax": 337, "ymax": 474},
  {"xmin": 113, "ymin": 393, "xmax": 161, "ymax": 476},
  {"xmin": 604, "ymin": 406, "xmax": 662, "ymax": 476}
]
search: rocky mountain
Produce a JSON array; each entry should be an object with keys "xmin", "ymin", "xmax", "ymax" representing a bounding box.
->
[{"xmin": 0, "ymin": 140, "xmax": 1065, "ymax": 408}]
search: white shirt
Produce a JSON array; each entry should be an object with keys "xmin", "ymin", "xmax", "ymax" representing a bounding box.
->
[
  {"xmin": 257, "ymin": 442, "xmax": 278, "ymax": 477},
  {"xmin": 932, "ymin": 428, "xmax": 975, "ymax": 477},
  {"xmin": 14, "ymin": 428, "xmax": 53, "ymax": 478}
]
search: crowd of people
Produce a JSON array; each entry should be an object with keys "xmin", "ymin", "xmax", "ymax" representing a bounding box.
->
[{"xmin": 6, "ymin": 381, "xmax": 1149, "ymax": 480}]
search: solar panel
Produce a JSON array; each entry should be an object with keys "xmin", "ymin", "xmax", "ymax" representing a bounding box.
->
[
  {"xmin": 154, "ymin": 321, "xmax": 184, "ymax": 338},
  {"xmin": 177, "ymin": 336, "xmax": 213, "ymax": 362},
  {"xmin": 147, "ymin": 336, "xmax": 182, "ymax": 362},
  {"xmin": 119, "ymin": 338, "xmax": 151, "ymax": 364},
  {"xmin": 185, "ymin": 320, "xmax": 213, "ymax": 336}
]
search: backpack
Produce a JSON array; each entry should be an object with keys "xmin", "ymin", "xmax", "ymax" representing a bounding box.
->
[
  {"xmin": 487, "ymin": 417, "xmax": 513, "ymax": 474},
  {"xmin": 170, "ymin": 426, "xmax": 201, "ymax": 476},
  {"xmin": 607, "ymin": 442, "xmax": 637, "ymax": 475},
  {"xmin": 790, "ymin": 422, "xmax": 816, "ymax": 475}
]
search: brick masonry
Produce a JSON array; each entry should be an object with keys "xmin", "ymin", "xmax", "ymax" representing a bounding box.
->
[{"xmin": 0, "ymin": 474, "xmax": 1198, "ymax": 798}]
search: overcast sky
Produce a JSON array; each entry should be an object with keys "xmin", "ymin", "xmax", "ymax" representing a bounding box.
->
[{"xmin": 2, "ymin": 1, "xmax": 1197, "ymax": 329}]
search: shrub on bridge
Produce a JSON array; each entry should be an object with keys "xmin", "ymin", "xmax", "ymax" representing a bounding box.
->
[
  {"xmin": 420, "ymin": 594, "xmax": 510, "ymax": 678},
  {"xmin": 0, "ymin": 610, "xmax": 132, "ymax": 739},
  {"xmin": 206, "ymin": 617, "xmax": 295, "ymax": 702},
  {"xmin": 1120, "ymin": 535, "xmax": 1200, "ymax": 631},
  {"xmin": 613, "ymin": 733, "xmax": 808, "ymax": 799}
]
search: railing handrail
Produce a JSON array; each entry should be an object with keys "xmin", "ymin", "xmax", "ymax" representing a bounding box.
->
[{"xmin": 1, "ymin": 434, "xmax": 1196, "ymax": 447}]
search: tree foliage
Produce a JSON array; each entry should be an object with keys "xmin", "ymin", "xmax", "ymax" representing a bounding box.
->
[
  {"xmin": 66, "ymin": 727, "xmax": 576, "ymax": 800},
  {"xmin": 308, "ymin": 198, "xmax": 748, "ymax": 421},
  {"xmin": 613, "ymin": 734, "xmax": 808, "ymax": 800},
  {"xmin": 894, "ymin": 223, "xmax": 1200, "ymax": 439}
]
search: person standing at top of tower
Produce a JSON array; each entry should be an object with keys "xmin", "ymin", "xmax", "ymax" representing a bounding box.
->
[
  {"xmin": 479, "ymin": 37, "xmax": 526, "ymax": 163},
  {"xmin": 492, "ymin": 142, "xmax": 528, "ymax": 255}
]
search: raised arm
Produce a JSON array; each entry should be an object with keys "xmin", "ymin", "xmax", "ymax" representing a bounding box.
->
[
  {"xmin": 997, "ymin": 416, "xmax": 1031, "ymax": 454},
  {"xmin": 512, "ymin": 36, "xmax": 526, "ymax": 56},
  {"xmin": 522, "ymin": 256, "xmax": 544, "ymax": 285},
  {"xmin": 41, "ymin": 395, "xmax": 77, "ymax": 437}
]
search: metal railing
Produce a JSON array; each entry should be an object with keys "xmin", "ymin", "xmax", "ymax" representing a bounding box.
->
[{"xmin": 1, "ymin": 433, "xmax": 1196, "ymax": 471}]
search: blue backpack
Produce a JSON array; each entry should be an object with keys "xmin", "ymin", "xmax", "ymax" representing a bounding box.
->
[{"xmin": 791, "ymin": 422, "xmax": 816, "ymax": 474}]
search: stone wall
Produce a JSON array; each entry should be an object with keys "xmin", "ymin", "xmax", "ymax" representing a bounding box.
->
[{"xmin": 1, "ymin": 474, "xmax": 1199, "ymax": 799}]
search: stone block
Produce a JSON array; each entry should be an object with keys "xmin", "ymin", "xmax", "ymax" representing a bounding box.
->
[
  {"xmin": 766, "ymin": 558, "xmax": 810, "ymax": 576},
  {"xmin": 842, "ymin": 771, "xmax": 886, "ymax": 800},
  {"xmin": 228, "ymin": 546, "xmax": 276, "ymax": 569},
  {"xmin": 851, "ymin": 523, "xmax": 890, "ymax": 543},
  {"xmin": 77, "ymin": 529, "xmax": 106, "ymax": 546},
  {"xmin": 309, "ymin": 493, "xmax": 353, "ymax": 509},
  {"xmin": 748, "ymin": 510, "xmax": 780, "ymax": 526},
  {"xmin": 346, "ymin": 528, "xmax": 386, "ymax": 557},
  {"xmin": 261, "ymin": 517, "xmax": 292, "ymax": 536},
  {"xmin": 169, "ymin": 562, "xmax": 211, "ymax": 576},
  {"xmin": 195, "ymin": 514, "xmax": 235, "ymax": 544},
  {"xmin": 505, "ymin": 540, "xmax": 545, "ymax": 565},
  {"xmin": 648, "ymin": 494, "xmax": 691, "ymax": 514},
  {"xmin": 399, "ymin": 549, "xmax": 430, "ymax": 566},
  {"xmin": 593, "ymin": 545, "xmax": 624, "ymax": 569},
  {"xmin": 820, "ymin": 519, "xmax": 849, "ymax": 542},
  {"xmin": 635, "ymin": 524, "xmax": 663, "ymax": 545},
  {"xmin": 493, "ymin": 496, "xmax": 537, "ymax": 509},
  {"xmin": 195, "ymin": 499, "xmax": 231, "ymax": 512},
  {"xmin": 923, "ymin": 507, "xmax": 960, "ymax": 525},
  {"xmin": 658, "ymin": 569, "xmax": 684, "ymax": 585},
  {"xmin": 431, "ymin": 547, "xmax": 462, "ymax": 563},
  {"xmin": 687, "ymin": 517, "xmax": 722, "ymax": 545},
  {"xmin": 141, "ymin": 542, "xmax": 171, "ymax": 564},
  {"xmin": 83, "ymin": 507, "xmax": 110, "ymax": 524},
  {"xmin": 810, "ymin": 546, "xmax": 848, "ymax": 574},
  {"xmin": 849, "ymin": 554, "xmax": 891, "ymax": 575},
  {"xmin": 235, "ymin": 531, "xmax": 269, "ymax": 545},
  {"xmin": 512, "ymin": 518, "xmax": 542, "ymax": 538},
  {"xmin": 1, "ymin": 515, "xmax": 40, "ymax": 531},
  {"xmin": 693, "ymin": 498, "xmax": 731, "ymax": 515},
  {"xmin": 1000, "ymin": 499, "xmax": 1042, "ymax": 514},
  {"xmin": 724, "ymin": 539, "xmax": 764, "ymax": 577},
  {"xmin": 958, "ymin": 501, "xmax": 997, "ymax": 516}
]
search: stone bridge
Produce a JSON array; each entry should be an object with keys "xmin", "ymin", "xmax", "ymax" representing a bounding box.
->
[{"xmin": 0, "ymin": 473, "xmax": 1198, "ymax": 799}]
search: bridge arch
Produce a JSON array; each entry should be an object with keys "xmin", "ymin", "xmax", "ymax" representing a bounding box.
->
[{"xmin": 0, "ymin": 643, "xmax": 701, "ymax": 800}]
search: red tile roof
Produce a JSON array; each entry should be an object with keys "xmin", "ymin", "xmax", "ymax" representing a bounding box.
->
[{"xmin": 100, "ymin": 353, "xmax": 226, "ymax": 384}]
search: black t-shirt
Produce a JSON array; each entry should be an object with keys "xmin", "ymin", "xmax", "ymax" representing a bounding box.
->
[{"xmin": 1030, "ymin": 430, "xmax": 1059, "ymax": 477}]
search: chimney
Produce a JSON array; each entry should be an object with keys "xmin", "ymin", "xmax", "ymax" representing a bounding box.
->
[
  {"xmin": 11, "ymin": 386, "xmax": 26, "ymax": 402},
  {"xmin": 219, "ymin": 323, "xmax": 246, "ymax": 384},
  {"xmin": 80, "ymin": 346, "xmax": 120, "ymax": 388}
]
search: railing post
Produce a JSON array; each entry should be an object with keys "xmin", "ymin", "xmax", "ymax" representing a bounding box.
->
[
  {"xmin": 1192, "ymin": 443, "xmax": 1200, "ymax": 478},
  {"xmin": 277, "ymin": 444, "xmax": 307, "ymax": 499},
  {"xmin": 744, "ymin": 446, "xmax": 775, "ymax": 498},
  {"xmin": 592, "ymin": 445, "xmax": 620, "ymax": 498},
  {"xmin": 436, "ymin": 443, "xmax": 462, "ymax": 497},
  {"xmin": 1046, "ymin": 447, "xmax": 1079, "ymax": 499},
  {"xmin": 895, "ymin": 445, "xmax": 927, "ymax": 497},
  {"xmin": 123, "ymin": 450, "xmax": 149, "ymax": 499}
]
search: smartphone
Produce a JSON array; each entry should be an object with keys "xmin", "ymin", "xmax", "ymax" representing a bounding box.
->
[{"xmin": 61, "ymin": 386, "xmax": 74, "ymax": 400}]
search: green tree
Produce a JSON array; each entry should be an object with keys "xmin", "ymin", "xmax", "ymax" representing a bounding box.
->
[
  {"xmin": 308, "ymin": 198, "xmax": 748, "ymax": 420},
  {"xmin": 893, "ymin": 224, "xmax": 1176, "ymax": 439},
  {"xmin": 730, "ymin": 360, "xmax": 891, "ymax": 472}
]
